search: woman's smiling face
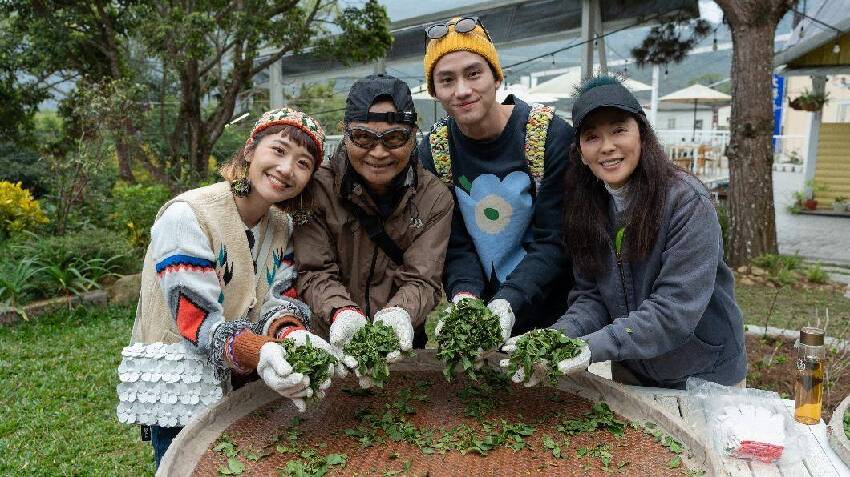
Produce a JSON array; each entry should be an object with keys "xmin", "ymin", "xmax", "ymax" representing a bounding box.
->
[
  {"xmin": 578, "ymin": 108, "xmax": 642, "ymax": 188},
  {"xmin": 247, "ymin": 132, "xmax": 315, "ymax": 205}
]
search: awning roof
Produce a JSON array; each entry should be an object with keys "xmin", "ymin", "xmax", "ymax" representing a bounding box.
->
[
  {"xmin": 774, "ymin": 0, "xmax": 850, "ymax": 74},
  {"xmin": 279, "ymin": 0, "xmax": 698, "ymax": 78}
]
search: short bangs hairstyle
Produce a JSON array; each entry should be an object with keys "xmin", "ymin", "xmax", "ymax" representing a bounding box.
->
[{"xmin": 219, "ymin": 124, "xmax": 321, "ymax": 212}]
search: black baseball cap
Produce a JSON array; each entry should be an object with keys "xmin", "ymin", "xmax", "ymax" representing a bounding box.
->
[
  {"xmin": 344, "ymin": 74, "xmax": 418, "ymax": 127},
  {"xmin": 571, "ymin": 76, "xmax": 645, "ymax": 132}
]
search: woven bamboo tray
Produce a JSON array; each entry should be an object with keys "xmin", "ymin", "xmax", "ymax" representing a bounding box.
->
[{"xmin": 159, "ymin": 351, "xmax": 719, "ymax": 476}]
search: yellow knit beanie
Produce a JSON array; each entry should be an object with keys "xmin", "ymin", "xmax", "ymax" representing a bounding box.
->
[{"xmin": 423, "ymin": 18, "xmax": 503, "ymax": 96}]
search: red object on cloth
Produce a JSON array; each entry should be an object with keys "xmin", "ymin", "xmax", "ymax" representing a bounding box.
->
[{"xmin": 733, "ymin": 441, "xmax": 785, "ymax": 463}]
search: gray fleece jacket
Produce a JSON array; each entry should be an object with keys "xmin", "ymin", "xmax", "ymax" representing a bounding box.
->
[{"xmin": 552, "ymin": 173, "xmax": 747, "ymax": 389}]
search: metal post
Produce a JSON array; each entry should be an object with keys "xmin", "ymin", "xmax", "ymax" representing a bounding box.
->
[
  {"xmin": 804, "ymin": 75, "xmax": 827, "ymax": 197},
  {"xmin": 649, "ymin": 64, "xmax": 660, "ymax": 127},
  {"xmin": 580, "ymin": 0, "xmax": 594, "ymax": 80},
  {"xmin": 269, "ymin": 59, "xmax": 284, "ymax": 108},
  {"xmin": 593, "ymin": 0, "xmax": 607, "ymax": 75}
]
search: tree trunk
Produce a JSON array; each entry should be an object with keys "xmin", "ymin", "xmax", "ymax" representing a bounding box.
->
[
  {"xmin": 178, "ymin": 61, "xmax": 209, "ymax": 182},
  {"xmin": 114, "ymin": 126, "xmax": 136, "ymax": 183},
  {"xmin": 721, "ymin": 5, "xmax": 784, "ymax": 266},
  {"xmin": 95, "ymin": 0, "xmax": 136, "ymax": 183}
]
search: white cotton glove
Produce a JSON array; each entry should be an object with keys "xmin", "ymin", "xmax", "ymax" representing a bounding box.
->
[
  {"xmin": 499, "ymin": 334, "xmax": 591, "ymax": 387},
  {"xmin": 257, "ymin": 342, "xmax": 311, "ymax": 412},
  {"xmin": 434, "ymin": 293, "xmax": 478, "ymax": 338},
  {"xmin": 343, "ymin": 307, "xmax": 414, "ymax": 390},
  {"xmin": 487, "ymin": 298, "xmax": 516, "ymax": 343},
  {"xmin": 373, "ymin": 306, "xmax": 414, "ymax": 363},
  {"xmin": 285, "ymin": 329, "xmax": 347, "ymax": 387},
  {"xmin": 329, "ymin": 308, "xmax": 367, "ymax": 350}
]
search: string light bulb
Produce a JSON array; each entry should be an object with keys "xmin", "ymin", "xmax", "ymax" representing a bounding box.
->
[{"xmin": 833, "ymin": 38, "xmax": 841, "ymax": 54}]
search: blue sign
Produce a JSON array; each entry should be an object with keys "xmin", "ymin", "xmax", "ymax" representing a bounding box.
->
[{"xmin": 772, "ymin": 74, "xmax": 785, "ymax": 151}]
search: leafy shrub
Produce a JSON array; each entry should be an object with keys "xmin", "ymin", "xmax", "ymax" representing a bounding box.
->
[
  {"xmin": 0, "ymin": 181, "xmax": 48, "ymax": 239},
  {"xmin": 769, "ymin": 268, "xmax": 797, "ymax": 287},
  {"xmin": 0, "ymin": 143, "xmax": 49, "ymax": 197},
  {"xmin": 806, "ymin": 263, "xmax": 830, "ymax": 284},
  {"xmin": 8, "ymin": 228, "xmax": 139, "ymax": 272},
  {"xmin": 109, "ymin": 182, "xmax": 171, "ymax": 248},
  {"xmin": 0, "ymin": 258, "xmax": 43, "ymax": 315},
  {"xmin": 4, "ymin": 228, "xmax": 141, "ymax": 301},
  {"xmin": 752, "ymin": 254, "xmax": 803, "ymax": 274}
]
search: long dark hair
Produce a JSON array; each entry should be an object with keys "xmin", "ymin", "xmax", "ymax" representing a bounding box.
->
[{"xmin": 563, "ymin": 113, "xmax": 681, "ymax": 278}]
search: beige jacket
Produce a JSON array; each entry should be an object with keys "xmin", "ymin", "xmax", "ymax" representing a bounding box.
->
[{"xmin": 294, "ymin": 146, "xmax": 453, "ymax": 332}]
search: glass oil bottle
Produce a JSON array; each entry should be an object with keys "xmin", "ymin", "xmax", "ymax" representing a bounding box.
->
[{"xmin": 794, "ymin": 326, "xmax": 825, "ymax": 425}]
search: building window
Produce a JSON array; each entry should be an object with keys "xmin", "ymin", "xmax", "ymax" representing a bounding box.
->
[
  {"xmin": 694, "ymin": 119, "xmax": 704, "ymax": 130},
  {"xmin": 836, "ymin": 102, "xmax": 850, "ymax": 123},
  {"xmin": 667, "ymin": 118, "xmax": 676, "ymax": 129}
]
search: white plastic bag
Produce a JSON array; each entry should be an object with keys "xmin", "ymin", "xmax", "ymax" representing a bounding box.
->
[{"xmin": 686, "ymin": 378, "xmax": 805, "ymax": 465}]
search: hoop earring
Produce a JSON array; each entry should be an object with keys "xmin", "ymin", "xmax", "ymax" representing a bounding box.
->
[{"xmin": 230, "ymin": 162, "xmax": 251, "ymax": 198}]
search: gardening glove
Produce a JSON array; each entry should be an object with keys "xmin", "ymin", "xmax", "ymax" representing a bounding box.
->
[
  {"xmin": 285, "ymin": 329, "xmax": 347, "ymax": 391},
  {"xmin": 499, "ymin": 335, "xmax": 591, "ymax": 387},
  {"xmin": 257, "ymin": 342, "xmax": 311, "ymax": 412},
  {"xmin": 487, "ymin": 298, "xmax": 516, "ymax": 344},
  {"xmin": 329, "ymin": 307, "xmax": 367, "ymax": 350},
  {"xmin": 434, "ymin": 292, "xmax": 478, "ymax": 338},
  {"xmin": 373, "ymin": 306, "xmax": 414, "ymax": 363}
]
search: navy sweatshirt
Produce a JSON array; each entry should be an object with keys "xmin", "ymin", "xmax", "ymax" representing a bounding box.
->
[{"xmin": 419, "ymin": 96, "xmax": 575, "ymax": 330}]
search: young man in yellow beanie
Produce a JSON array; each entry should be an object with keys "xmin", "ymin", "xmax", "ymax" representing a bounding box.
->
[{"xmin": 418, "ymin": 17, "xmax": 575, "ymax": 346}]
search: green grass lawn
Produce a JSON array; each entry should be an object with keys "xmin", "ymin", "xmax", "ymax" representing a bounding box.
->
[
  {"xmin": 0, "ymin": 281, "xmax": 847, "ymax": 476},
  {"xmin": 0, "ymin": 305, "xmax": 153, "ymax": 476},
  {"xmin": 736, "ymin": 282, "xmax": 850, "ymax": 333}
]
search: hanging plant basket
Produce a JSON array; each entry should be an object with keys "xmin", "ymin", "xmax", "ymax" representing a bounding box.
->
[{"xmin": 790, "ymin": 95, "xmax": 827, "ymax": 112}]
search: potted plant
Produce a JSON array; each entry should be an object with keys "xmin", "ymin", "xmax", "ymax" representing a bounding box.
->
[
  {"xmin": 804, "ymin": 197, "xmax": 818, "ymax": 210},
  {"xmin": 790, "ymin": 180, "xmax": 827, "ymax": 212},
  {"xmin": 834, "ymin": 196, "xmax": 848, "ymax": 212},
  {"xmin": 789, "ymin": 89, "xmax": 829, "ymax": 112}
]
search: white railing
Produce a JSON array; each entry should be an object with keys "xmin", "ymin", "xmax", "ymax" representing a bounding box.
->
[{"xmin": 654, "ymin": 130, "xmax": 807, "ymax": 164}]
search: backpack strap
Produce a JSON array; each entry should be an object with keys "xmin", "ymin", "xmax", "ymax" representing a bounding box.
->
[
  {"xmin": 428, "ymin": 117, "xmax": 452, "ymax": 185},
  {"xmin": 428, "ymin": 104, "xmax": 555, "ymax": 187},
  {"xmin": 348, "ymin": 203, "xmax": 405, "ymax": 266},
  {"xmin": 525, "ymin": 103, "xmax": 555, "ymax": 190}
]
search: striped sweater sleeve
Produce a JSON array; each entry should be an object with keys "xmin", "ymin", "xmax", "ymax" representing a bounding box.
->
[
  {"xmin": 150, "ymin": 202, "xmax": 258, "ymax": 378},
  {"xmin": 255, "ymin": 242, "xmax": 313, "ymax": 338}
]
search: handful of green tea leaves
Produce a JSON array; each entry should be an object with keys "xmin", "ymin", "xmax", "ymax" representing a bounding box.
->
[
  {"xmin": 435, "ymin": 298, "xmax": 502, "ymax": 381},
  {"xmin": 507, "ymin": 329, "xmax": 584, "ymax": 385},
  {"xmin": 281, "ymin": 337, "xmax": 337, "ymax": 396},
  {"xmin": 343, "ymin": 322, "xmax": 403, "ymax": 388}
]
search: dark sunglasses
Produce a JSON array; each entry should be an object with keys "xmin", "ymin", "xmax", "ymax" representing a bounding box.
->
[
  {"xmin": 425, "ymin": 16, "xmax": 492, "ymax": 43},
  {"xmin": 346, "ymin": 126, "xmax": 412, "ymax": 150}
]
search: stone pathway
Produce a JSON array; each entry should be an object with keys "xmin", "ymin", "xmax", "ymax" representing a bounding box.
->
[{"xmin": 773, "ymin": 171, "xmax": 850, "ymax": 297}]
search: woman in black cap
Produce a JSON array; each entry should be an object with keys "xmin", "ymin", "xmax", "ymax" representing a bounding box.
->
[
  {"xmin": 502, "ymin": 75, "xmax": 746, "ymax": 390},
  {"xmin": 293, "ymin": 74, "xmax": 454, "ymax": 388}
]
